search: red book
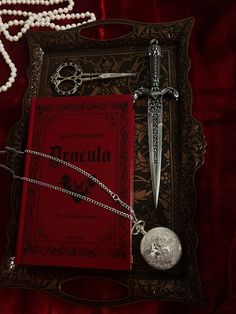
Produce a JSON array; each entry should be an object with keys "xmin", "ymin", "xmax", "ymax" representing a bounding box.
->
[{"xmin": 15, "ymin": 95, "xmax": 134, "ymax": 270}]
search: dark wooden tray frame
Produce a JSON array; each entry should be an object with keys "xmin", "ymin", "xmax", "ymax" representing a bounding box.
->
[{"xmin": 0, "ymin": 18, "xmax": 206, "ymax": 306}]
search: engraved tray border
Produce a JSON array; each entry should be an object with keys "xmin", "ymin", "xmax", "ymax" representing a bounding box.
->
[{"xmin": 0, "ymin": 18, "xmax": 206, "ymax": 306}]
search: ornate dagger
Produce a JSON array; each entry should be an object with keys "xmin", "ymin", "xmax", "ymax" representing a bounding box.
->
[{"xmin": 134, "ymin": 39, "xmax": 179, "ymax": 209}]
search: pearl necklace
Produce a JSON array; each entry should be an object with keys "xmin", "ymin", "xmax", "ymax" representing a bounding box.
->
[{"xmin": 0, "ymin": 0, "xmax": 96, "ymax": 93}]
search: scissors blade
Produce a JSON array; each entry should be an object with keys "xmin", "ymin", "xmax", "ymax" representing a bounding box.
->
[
  {"xmin": 98, "ymin": 73, "xmax": 136, "ymax": 79},
  {"xmin": 148, "ymin": 97, "xmax": 163, "ymax": 209}
]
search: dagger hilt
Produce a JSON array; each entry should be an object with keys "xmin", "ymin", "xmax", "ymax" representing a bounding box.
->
[
  {"xmin": 133, "ymin": 39, "xmax": 161, "ymax": 100},
  {"xmin": 148, "ymin": 39, "xmax": 161, "ymax": 89},
  {"xmin": 133, "ymin": 39, "xmax": 179, "ymax": 102}
]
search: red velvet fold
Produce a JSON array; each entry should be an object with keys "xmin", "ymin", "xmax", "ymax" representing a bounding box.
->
[{"xmin": 0, "ymin": 0, "xmax": 236, "ymax": 313}]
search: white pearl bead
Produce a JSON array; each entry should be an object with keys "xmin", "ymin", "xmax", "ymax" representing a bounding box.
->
[
  {"xmin": 17, "ymin": 32, "xmax": 23, "ymax": 38},
  {"xmin": 0, "ymin": 0, "xmax": 96, "ymax": 93}
]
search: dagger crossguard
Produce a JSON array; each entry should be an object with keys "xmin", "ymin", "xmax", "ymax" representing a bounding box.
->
[
  {"xmin": 133, "ymin": 87, "xmax": 150, "ymax": 100},
  {"xmin": 133, "ymin": 86, "xmax": 179, "ymax": 101},
  {"xmin": 158, "ymin": 87, "xmax": 179, "ymax": 100}
]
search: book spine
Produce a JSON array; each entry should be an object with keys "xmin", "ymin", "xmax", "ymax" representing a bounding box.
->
[
  {"xmin": 15, "ymin": 98, "xmax": 37, "ymax": 264},
  {"xmin": 129, "ymin": 96, "xmax": 134, "ymax": 265}
]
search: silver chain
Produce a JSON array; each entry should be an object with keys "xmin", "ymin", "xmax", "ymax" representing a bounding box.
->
[
  {"xmin": 15, "ymin": 175, "xmax": 133, "ymax": 221},
  {"xmin": 1, "ymin": 146, "xmax": 145, "ymax": 234}
]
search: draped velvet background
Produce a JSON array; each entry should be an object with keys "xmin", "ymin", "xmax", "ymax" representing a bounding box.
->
[{"xmin": 0, "ymin": 0, "xmax": 236, "ymax": 313}]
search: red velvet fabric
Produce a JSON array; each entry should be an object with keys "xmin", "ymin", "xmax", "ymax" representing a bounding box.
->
[{"xmin": 0, "ymin": 0, "xmax": 236, "ymax": 313}]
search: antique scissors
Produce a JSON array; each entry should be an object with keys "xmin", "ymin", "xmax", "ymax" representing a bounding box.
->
[{"xmin": 51, "ymin": 62, "xmax": 136, "ymax": 95}]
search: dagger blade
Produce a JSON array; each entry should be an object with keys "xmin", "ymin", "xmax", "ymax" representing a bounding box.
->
[{"xmin": 148, "ymin": 96, "xmax": 163, "ymax": 209}]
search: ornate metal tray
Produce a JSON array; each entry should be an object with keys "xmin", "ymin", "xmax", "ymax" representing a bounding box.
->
[{"xmin": 0, "ymin": 18, "xmax": 205, "ymax": 306}]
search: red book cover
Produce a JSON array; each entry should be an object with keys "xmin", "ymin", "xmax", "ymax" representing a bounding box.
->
[{"xmin": 15, "ymin": 94, "xmax": 134, "ymax": 270}]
